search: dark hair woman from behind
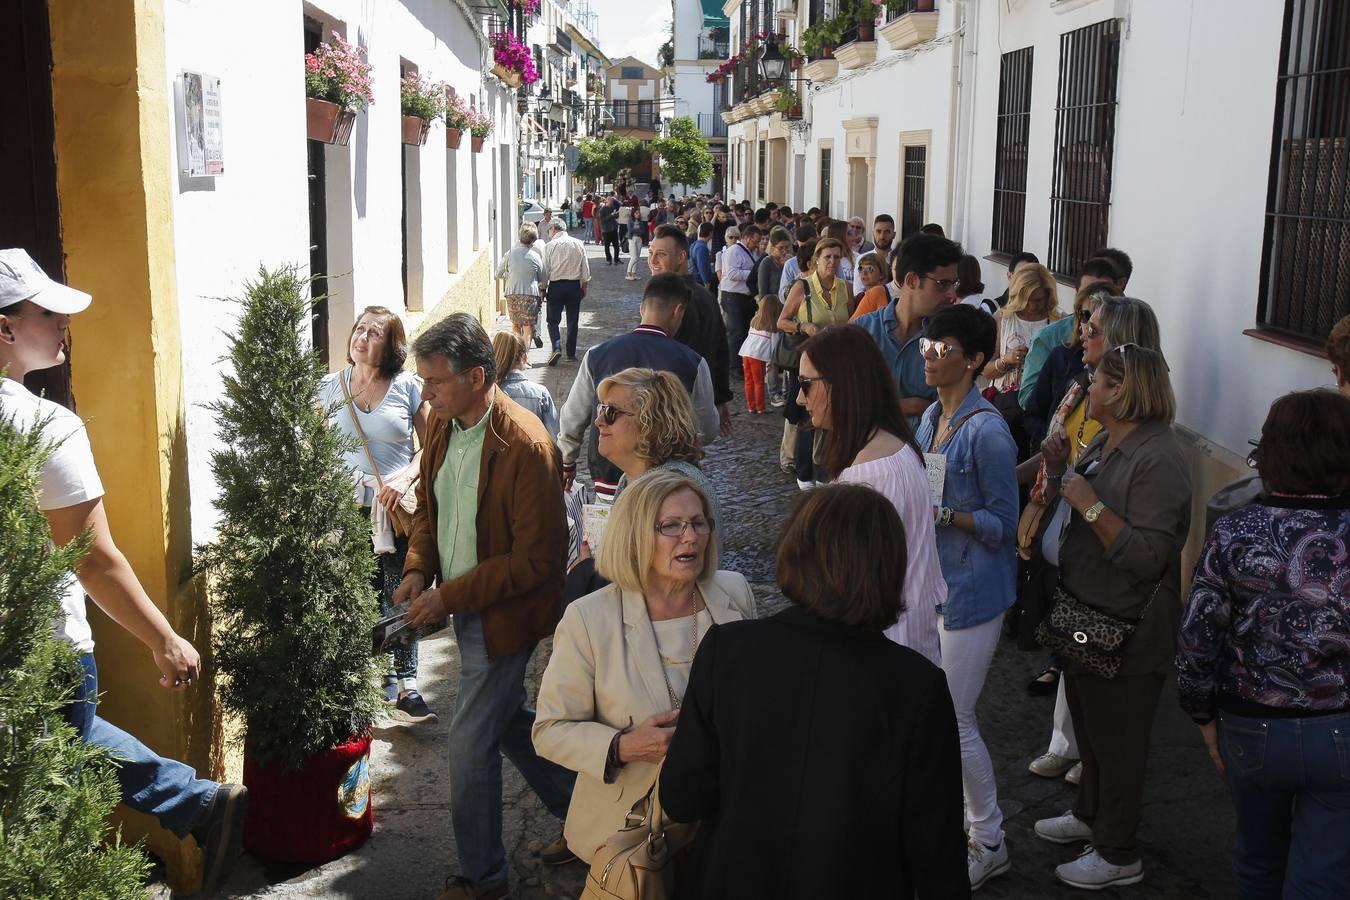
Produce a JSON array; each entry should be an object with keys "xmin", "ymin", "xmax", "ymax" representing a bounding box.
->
[
  {"xmin": 660, "ymin": 483, "xmax": 969, "ymax": 900},
  {"xmin": 1177, "ymin": 389, "xmax": 1350, "ymax": 900}
]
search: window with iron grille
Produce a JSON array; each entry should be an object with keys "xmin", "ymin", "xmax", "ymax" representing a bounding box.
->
[
  {"xmin": 819, "ymin": 146, "xmax": 832, "ymax": 211},
  {"xmin": 611, "ymin": 99, "xmax": 628, "ymax": 128},
  {"xmin": 638, "ymin": 100, "xmax": 654, "ymax": 128},
  {"xmin": 1258, "ymin": 0, "xmax": 1349, "ymax": 343},
  {"xmin": 901, "ymin": 146, "xmax": 927, "ymax": 239},
  {"xmin": 1047, "ymin": 20, "xmax": 1120, "ymax": 278},
  {"xmin": 758, "ymin": 141, "xmax": 767, "ymax": 200},
  {"xmin": 992, "ymin": 47, "xmax": 1033, "ymax": 255}
]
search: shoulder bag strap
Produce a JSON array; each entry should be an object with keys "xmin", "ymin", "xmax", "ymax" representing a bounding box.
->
[
  {"xmin": 341, "ymin": 369, "xmax": 387, "ymax": 491},
  {"xmin": 934, "ymin": 407, "xmax": 996, "ymax": 452}
]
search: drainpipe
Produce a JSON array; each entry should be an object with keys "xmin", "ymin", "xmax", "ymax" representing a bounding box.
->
[{"xmin": 946, "ymin": 0, "xmax": 978, "ymax": 245}]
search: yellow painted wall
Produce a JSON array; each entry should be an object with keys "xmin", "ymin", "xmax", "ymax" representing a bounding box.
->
[{"xmin": 48, "ymin": 0, "xmax": 213, "ymax": 891}]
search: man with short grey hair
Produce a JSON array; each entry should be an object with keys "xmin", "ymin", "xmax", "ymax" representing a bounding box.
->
[
  {"xmin": 542, "ymin": 219, "xmax": 590, "ymax": 365},
  {"xmin": 398, "ymin": 314, "xmax": 576, "ymax": 899}
]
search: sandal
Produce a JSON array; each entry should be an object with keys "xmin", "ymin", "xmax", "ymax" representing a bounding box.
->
[{"xmin": 1027, "ymin": 666, "xmax": 1060, "ymax": 696}]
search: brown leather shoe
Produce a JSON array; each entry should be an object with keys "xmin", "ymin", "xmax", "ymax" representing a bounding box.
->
[
  {"xmin": 539, "ymin": 835, "xmax": 577, "ymax": 866},
  {"xmin": 436, "ymin": 877, "xmax": 510, "ymax": 900}
]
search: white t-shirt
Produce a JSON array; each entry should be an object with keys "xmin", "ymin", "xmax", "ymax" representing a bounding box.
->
[{"xmin": 0, "ymin": 377, "xmax": 104, "ymax": 652}]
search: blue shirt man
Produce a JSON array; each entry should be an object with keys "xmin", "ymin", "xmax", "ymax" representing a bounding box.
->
[
  {"xmin": 690, "ymin": 231, "xmax": 715, "ymax": 286},
  {"xmin": 853, "ymin": 300, "xmax": 937, "ymax": 431}
]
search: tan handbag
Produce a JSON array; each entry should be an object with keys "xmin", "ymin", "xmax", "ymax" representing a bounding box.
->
[
  {"xmin": 581, "ymin": 768, "xmax": 698, "ymax": 900},
  {"xmin": 339, "ymin": 370, "xmax": 418, "ymax": 537}
]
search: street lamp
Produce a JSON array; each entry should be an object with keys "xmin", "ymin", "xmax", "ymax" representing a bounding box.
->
[{"xmin": 759, "ymin": 41, "xmax": 787, "ymax": 83}]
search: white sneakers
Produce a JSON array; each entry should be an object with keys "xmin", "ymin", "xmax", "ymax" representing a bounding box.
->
[
  {"xmin": 1054, "ymin": 847, "xmax": 1144, "ymax": 890},
  {"xmin": 1033, "ymin": 811, "xmax": 1094, "ymax": 845},
  {"xmin": 1029, "ymin": 752, "xmax": 1079, "ymax": 778},
  {"xmin": 1065, "ymin": 761, "xmax": 1083, "ymax": 785},
  {"xmin": 967, "ymin": 838, "xmax": 1010, "ymax": 891}
]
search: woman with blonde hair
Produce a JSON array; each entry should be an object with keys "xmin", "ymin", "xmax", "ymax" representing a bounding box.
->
[
  {"xmin": 491, "ymin": 331, "xmax": 558, "ymax": 435},
  {"xmin": 982, "ymin": 263, "xmax": 1063, "ymax": 459},
  {"xmin": 497, "ymin": 223, "xmax": 548, "ymax": 350},
  {"xmin": 533, "ymin": 471, "xmax": 755, "ymax": 865}
]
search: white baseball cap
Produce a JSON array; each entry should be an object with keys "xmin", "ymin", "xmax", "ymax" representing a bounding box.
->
[{"xmin": 0, "ymin": 249, "xmax": 92, "ymax": 314}]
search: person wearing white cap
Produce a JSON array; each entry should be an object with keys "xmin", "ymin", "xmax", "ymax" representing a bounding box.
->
[{"xmin": 0, "ymin": 248, "xmax": 247, "ymax": 895}]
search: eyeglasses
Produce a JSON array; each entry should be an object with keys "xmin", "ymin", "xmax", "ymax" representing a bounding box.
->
[
  {"xmin": 797, "ymin": 374, "xmax": 825, "ymax": 396},
  {"xmin": 920, "ymin": 276, "xmax": 960, "ymax": 293},
  {"xmin": 920, "ymin": 337, "xmax": 960, "ymax": 359},
  {"xmin": 654, "ymin": 517, "xmax": 715, "ymax": 538},
  {"xmin": 596, "ymin": 403, "xmax": 633, "ymax": 425}
]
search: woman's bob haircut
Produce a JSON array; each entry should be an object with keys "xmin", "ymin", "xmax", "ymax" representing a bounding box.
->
[
  {"xmin": 595, "ymin": 471, "xmax": 718, "ymax": 594},
  {"xmin": 1094, "ymin": 343, "xmax": 1176, "ymax": 424},
  {"xmin": 345, "ymin": 306, "xmax": 408, "ymax": 378},
  {"xmin": 596, "ymin": 367, "xmax": 702, "ymax": 466},
  {"xmin": 776, "ymin": 483, "xmax": 906, "ymax": 631},
  {"xmin": 1255, "ymin": 389, "xmax": 1350, "ymax": 497}
]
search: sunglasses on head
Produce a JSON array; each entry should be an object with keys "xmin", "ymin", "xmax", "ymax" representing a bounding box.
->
[
  {"xmin": 596, "ymin": 403, "xmax": 632, "ymax": 426},
  {"xmin": 919, "ymin": 337, "xmax": 960, "ymax": 359}
]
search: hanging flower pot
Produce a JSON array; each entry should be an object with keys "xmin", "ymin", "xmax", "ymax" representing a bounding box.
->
[
  {"xmin": 306, "ymin": 97, "xmax": 356, "ymax": 146},
  {"xmin": 491, "ymin": 62, "xmax": 523, "ymax": 89},
  {"xmin": 242, "ymin": 734, "xmax": 373, "ymax": 864},
  {"xmin": 471, "ymin": 135, "xmax": 485, "ymax": 152},
  {"xmin": 859, "ymin": 22, "xmax": 875, "ymax": 43},
  {"xmin": 402, "ymin": 114, "xmax": 431, "ymax": 146},
  {"xmin": 446, "ymin": 127, "xmax": 464, "ymax": 149}
]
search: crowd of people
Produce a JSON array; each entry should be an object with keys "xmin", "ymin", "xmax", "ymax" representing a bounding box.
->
[{"xmin": 3, "ymin": 181, "xmax": 1348, "ymax": 899}]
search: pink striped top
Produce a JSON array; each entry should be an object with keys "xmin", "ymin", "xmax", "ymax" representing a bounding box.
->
[{"xmin": 837, "ymin": 445, "xmax": 946, "ymax": 667}]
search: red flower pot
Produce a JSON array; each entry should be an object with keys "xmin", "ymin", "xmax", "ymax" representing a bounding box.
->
[
  {"xmin": 306, "ymin": 97, "xmax": 356, "ymax": 146},
  {"xmin": 402, "ymin": 114, "xmax": 431, "ymax": 146},
  {"xmin": 471, "ymin": 135, "xmax": 485, "ymax": 152},
  {"xmin": 821, "ymin": 45, "xmax": 835, "ymax": 59},
  {"xmin": 446, "ymin": 127, "xmax": 464, "ymax": 149},
  {"xmin": 242, "ymin": 733, "xmax": 373, "ymax": 864}
]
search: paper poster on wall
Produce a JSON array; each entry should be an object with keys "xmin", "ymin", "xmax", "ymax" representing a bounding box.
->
[{"xmin": 178, "ymin": 71, "xmax": 224, "ymax": 177}]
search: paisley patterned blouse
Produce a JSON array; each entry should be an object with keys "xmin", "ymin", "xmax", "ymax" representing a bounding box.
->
[{"xmin": 1176, "ymin": 495, "xmax": 1350, "ymax": 722}]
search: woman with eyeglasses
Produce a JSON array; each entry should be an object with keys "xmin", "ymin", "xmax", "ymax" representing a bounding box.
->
[
  {"xmin": 913, "ymin": 305, "xmax": 1020, "ymax": 889},
  {"xmin": 983, "ymin": 263, "xmax": 1063, "ymax": 460},
  {"xmin": 1176, "ymin": 389, "xmax": 1350, "ymax": 900},
  {"xmin": 795, "ymin": 326, "xmax": 945, "ymax": 667},
  {"xmin": 1031, "ymin": 344, "xmax": 1191, "ymax": 890},
  {"xmin": 533, "ymin": 470, "xmax": 755, "ymax": 867}
]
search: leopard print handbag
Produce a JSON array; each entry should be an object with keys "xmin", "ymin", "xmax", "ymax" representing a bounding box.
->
[{"xmin": 1033, "ymin": 583, "xmax": 1160, "ymax": 679}]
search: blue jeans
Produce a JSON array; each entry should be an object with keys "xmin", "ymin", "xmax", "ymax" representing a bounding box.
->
[
  {"xmin": 448, "ymin": 612, "xmax": 575, "ymax": 885},
  {"xmin": 64, "ymin": 653, "xmax": 218, "ymax": 838},
  {"xmin": 1220, "ymin": 710, "xmax": 1350, "ymax": 900}
]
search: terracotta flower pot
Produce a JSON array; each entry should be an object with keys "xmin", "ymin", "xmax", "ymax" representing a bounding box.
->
[
  {"xmin": 789, "ymin": 56, "xmax": 801, "ymax": 72},
  {"xmin": 402, "ymin": 115, "xmax": 430, "ymax": 146},
  {"xmin": 859, "ymin": 22, "xmax": 875, "ymax": 42},
  {"xmin": 242, "ymin": 734, "xmax": 373, "ymax": 864},
  {"xmin": 471, "ymin": 135, "xmax": 485, "ymax": 152},
  {"xmin": 787, "ymin": 104, "xmax": 803, "ymax": 119},
  {"xmin": 821, "ymin": 45, "xmax": 834, "ymax": 59},
  {"xmin": 446, "ymin": 127, "xmax": 464, "ymax": 149},
  {"xmin": 306, "ymin": 97, "xmax": 356, "ymax": 146}
]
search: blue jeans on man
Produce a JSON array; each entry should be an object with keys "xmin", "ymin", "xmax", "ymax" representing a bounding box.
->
[
  {"xmin": 546, "ymin": 280, "xmax": 584, "ymax": 359},
  {"xmin": 1219, "ymin": 709, "xmax": 1350, "ymax": 899},
  {"xmin": 65, "ymin": 653, "xmax": 218, "ymax": 837},
  {"xmin": 448, "ymin": 612, "xmax": 576, "ymax": 886}
]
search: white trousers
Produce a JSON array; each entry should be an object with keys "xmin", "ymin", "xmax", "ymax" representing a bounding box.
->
[
  {"xmin": 1047, "ymin": 677, "xmax": 1079, "ymax": 759},
  {"xmin": 939, "ymin": 614, "xmax": 1005, "ymax": 848}
]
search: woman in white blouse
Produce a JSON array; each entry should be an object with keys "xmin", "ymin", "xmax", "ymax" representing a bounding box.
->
[
  {"xmin": 794, "ymin": 325, "xmax": 945, "ymax": 666},
  {"xmin": 532, "ymin": 471, "xmax": 755, "ymax": 863}
]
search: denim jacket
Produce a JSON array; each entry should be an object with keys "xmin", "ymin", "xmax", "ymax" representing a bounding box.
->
[{"xmin": 915, "ymin": 386, "xmax": 1019, "ymax": 629}]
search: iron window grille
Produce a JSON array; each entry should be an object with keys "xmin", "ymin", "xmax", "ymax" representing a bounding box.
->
[
  {"xmin": 991, "ymin": 47, "xmax": 1033, "ymax": 255},
  {"xmin": 819, "ymin": 146, "xmax": 832, "ymax": 213},
  {"xmin": 902, "ymin": 146, "xmax": 927, "ymax": 239},
  {"xmin": 611, "ymin": 99, "xmax": 628, "ymax": 128},
  {"xmin": 1047, "ymin": 19, "xmax": 1120, "ymax": 278},
  {"xmin": 758, "ymin": 140, "xmax": 768, "ymax": 200},
  {"xmin": 638, "ymin": 100, "xmax": 654, "ymax": 129},
  {"xmin": 1258, "ymin": 0, "xmax": 1349, "ymax": 344}
]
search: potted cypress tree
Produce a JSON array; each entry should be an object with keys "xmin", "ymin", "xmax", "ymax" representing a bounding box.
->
[
  {"xmin": 0, "ymin": 410, "xmax": 150, "ymax": 897},
  {"xmin": 198, "ymin": 266, "xmax": 382, "ymax": 864}
]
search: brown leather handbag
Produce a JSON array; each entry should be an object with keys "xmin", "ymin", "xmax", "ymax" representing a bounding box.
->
[{"xmin": 581, "ymin": 767, "xmax": 698, "ymax": 900}]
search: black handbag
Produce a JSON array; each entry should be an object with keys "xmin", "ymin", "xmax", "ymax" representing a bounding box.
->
[
  {"xmin": 772, "ymin": 277, "xmax": 815, "ymax": 371},
  {"xmin": 1033, "ymin": 582, "xmax": 1160, "ymax": 679}
]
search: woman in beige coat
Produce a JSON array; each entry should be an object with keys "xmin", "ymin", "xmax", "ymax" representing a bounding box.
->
[{"xmin": 532, "ymin": 470, "xmax": 756, "ymax": 864}]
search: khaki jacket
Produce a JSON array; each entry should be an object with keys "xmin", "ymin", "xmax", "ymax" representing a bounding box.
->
[
  {"xmin": 532, "ymin": 571, "xmax": 756, "ymax": 863},
  {"xmin": 403, "ymin": 386, "xmax": 567, "ymax": 657}
]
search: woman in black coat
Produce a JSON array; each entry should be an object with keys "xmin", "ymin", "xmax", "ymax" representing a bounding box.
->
[{"xmin": 660, "ymin": 483, "xmax": 970, "ymax": 899}]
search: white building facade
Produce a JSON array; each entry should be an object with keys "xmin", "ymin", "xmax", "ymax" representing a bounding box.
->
[{"xmin": 667, "ymin": 0, "xmax": 731, "ymax": 195}]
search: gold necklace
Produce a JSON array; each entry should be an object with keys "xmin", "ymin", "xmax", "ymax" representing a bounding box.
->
[{"xmin": 656, "ymin": 585, "xmax": 702, "ymax": 709}]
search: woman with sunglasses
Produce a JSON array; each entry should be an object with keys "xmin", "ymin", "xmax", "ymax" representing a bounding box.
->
[
  {"xmin": 913, "ymin": 305, "xmax": 1020, "ymax": 890},
  {"xmin": 533, "ymin": 470, "xmax": 755, "ymax": 867},
  {"xmin": 795, "ymin": 326, "xmax": 944, "ymax": 667},
  {"xmin": 1023, "ymin": 282, "xmax": 1119, "ymax": 453},
  {"xmin": 1032, "ymin": 344, "xmax": 1191, "ymax": 890}
]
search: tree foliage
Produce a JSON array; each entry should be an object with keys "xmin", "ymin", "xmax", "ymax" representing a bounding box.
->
[
  {"xmin": 198, "ymin": 266, "xmax": 381, "ymax": 769},
  {"xmin": 574, "ymin": 135, "xmax": 646, "ymax": 184},
  {"xmin": 653, "ymin": 116, "xmax": 714, "ymax": 190},
  {"xmin": 0, "ymin": 408, "xmax": 149, "ymax": 898}
]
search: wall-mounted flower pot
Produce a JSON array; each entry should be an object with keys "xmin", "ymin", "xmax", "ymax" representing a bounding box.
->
[
  {"xmin": 786, "ymin": 104, "xmax": 803, "ymax": 120},
  {"xmin": 789, "ymin": 56, "xmax": 801, "ymax": 72},
  {"xmin": 306, "ymin": 97, "xmax": 356, "ymax": 146},
  {"xmin": 471, "ymin": 135, "xmax": 485, "ymax": 152},
  {"xmin": 491, "ymin": 63, "xmax": 523, "ymax": 89},
  {"xmin": 402, "ymin": 115, "xmax": 431, "ymax": 146},
  {"xmin": 821, "ymin": 45, "xmax": 834, "ymax": 59},
  {"xmin": 859, "ymin": 22, "xmax": 875, "ymax": 42},
  {"xmin": 446, "ymin": 127, "xmax": 464, "ymax": 149}
]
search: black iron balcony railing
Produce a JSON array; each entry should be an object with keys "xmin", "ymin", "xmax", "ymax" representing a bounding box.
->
[
  {"xmin": 886, "ymin": 0, "xmax": 933, "ymax": 21},
  {"xmin": 698, "ymin": 112, "xmax": 728, "ymax": 138},
  {"xmin": 551, "ymin": 27, "xmax": 572, "ymax": 53}
]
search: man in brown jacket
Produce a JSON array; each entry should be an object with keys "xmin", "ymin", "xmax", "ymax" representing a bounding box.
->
[{"xmin": 396, "ymin": 314, "xmax": 575, "ymax": 900}]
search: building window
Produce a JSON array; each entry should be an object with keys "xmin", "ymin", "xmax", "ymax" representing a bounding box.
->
[
  {"xmin": 1258, "ymin": 0, "xmax": 1350, "ymax": 343},
  {"xmin": 611, "ymin": 99, "xmax": 628, "ymax": 128},
  {"xmin": 819, "ymin": 146, "xmax": 832, "ymax": 211},
  {"xmin": 901, "ymin": 145, "xmax": 927, "ymax": 239},
  {"xmin": 1047, "ymin": 19, "xmax": 1120, "ymax": 278},
  {"xmin": 620, "ymin": 65, "xmax": 643, "ymax": 80},
  {"xmin": 757, "ymin": 140, "xmax": 767, "ymax": 200},
  {"xmin": 638, "ymin": 99, "xmax": 654, "ymax": 128},
  {"xmin": 991, "ymin": 47, "xmax": 1033, "ymax": 255}
]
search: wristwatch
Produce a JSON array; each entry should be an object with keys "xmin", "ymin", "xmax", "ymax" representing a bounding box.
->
[{"xmin": 1082, "ymin": 501, "xmax": 1106, "ymax": 523}]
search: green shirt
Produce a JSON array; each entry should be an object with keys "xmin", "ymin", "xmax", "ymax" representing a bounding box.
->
[{"xmin": 434, "ymin": 400, "xmax": 493, "ymax": 585}]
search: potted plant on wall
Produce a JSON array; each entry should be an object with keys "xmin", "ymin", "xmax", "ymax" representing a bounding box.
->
[
  {"xmin": 799, "ymin": 22, "xmax": 836, "ymax": 60},
  {"xmin": 489, "ymin": 31, "xmax": 540, "ymax": 88},
  {"xmin": 773, "ymin": 85, "xmax": 802, "ymax": 119},
  {"xmin": 304, "ymin": 32, "xmax": 374, "ymax": 146},
  {"xmin": 444, "ymin": 92, "xmax": 470, "ymax": 149},
  {"xmin": 400, "ymin": 73, "xmax": 445, "ymax": 146},
  {"xmin": 854, "ymin": 0, "xmax": 879, "ymax": 42},
  {"xmin": 469, "ymin": 107, "xmax": 494, "ymax": 152},
  {"xmin": 199, "ymin": 266, "xmax": 382, "ymax": 865},
  {"xmin": 783, "ymin": 44, "xmax": 805, "ymax": 72}
]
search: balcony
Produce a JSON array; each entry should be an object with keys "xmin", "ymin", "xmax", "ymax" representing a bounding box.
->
[
  {"xmin": 836, "ymin": 22, "xmax": 878, "ymax": 70},
  {"xmin": 697, "ymin": 112, "xmax": 728, "ymax": 138},
  {"xmin": 881, "ymin": 0, "xmax": 939, "ymax": 50},
  {"xmin": 550, "ymin": 27, "xmax": 572, "ymax": 54}
]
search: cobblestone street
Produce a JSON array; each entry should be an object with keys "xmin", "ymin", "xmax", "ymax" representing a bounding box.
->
[{"xmin": 221, "ymin": 234, "xmax": 1235, "ymax": 899}]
